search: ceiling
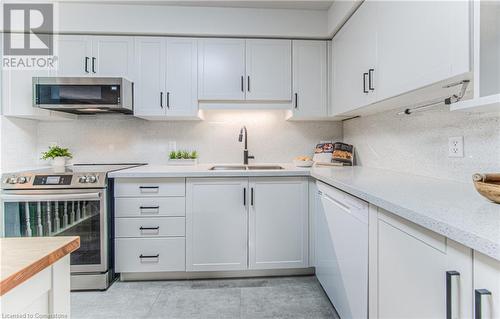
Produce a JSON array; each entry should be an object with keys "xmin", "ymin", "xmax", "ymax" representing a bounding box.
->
[{"xmin": 60, "ymin": 0, "xmax": 335, "ymax": 10}]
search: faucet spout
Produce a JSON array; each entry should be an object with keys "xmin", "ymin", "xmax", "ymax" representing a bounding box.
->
[{"xmin": 238, "ymin": 126, "xmax": 254, "ymax": 165}]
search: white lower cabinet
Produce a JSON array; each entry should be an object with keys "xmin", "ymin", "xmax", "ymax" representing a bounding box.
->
[
  {"xmin": 474, "ymin": 252, "xmax": 500, "ymax": 319},
  {"xmin": 186, "ymin": 178, "xmax": 249, "ymax": 271},
  {"xmin": 186, "ymin": 177, "xmax": 309, "ymax": 272},
  {"xmin": 248, "ymin": 177, "xmax": 308, "ymax": 269},
  {"xmin": 375, "ymin": 209, "xmax": 473, "ymax": 319}
]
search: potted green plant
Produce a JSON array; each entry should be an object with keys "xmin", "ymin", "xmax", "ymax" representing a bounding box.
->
[
  {"xmin": 41, "ymin": 145, "xmax": 73, "ymax": 167},
  {"xmin": 168, "ymin": 150, "xmax": 198, "ymax": 166}
]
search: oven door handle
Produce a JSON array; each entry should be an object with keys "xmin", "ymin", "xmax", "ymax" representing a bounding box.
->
[{"xmin": 1, "ymin": 192, "xmax": 101, "ymax": 202}]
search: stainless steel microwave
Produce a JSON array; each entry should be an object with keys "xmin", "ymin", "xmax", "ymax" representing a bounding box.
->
[{"xmin": 33, "ymin": 77, "xmax": 133, "ymax": 115}]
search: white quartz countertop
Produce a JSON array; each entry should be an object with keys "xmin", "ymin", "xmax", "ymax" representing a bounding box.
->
[
  {"xmin": 311, "ymin": 166, "xmax": 500, "ymax": 261},
  {"xmin": 108, "ymin": 163, "xmax": 311, "ymax": 178}
]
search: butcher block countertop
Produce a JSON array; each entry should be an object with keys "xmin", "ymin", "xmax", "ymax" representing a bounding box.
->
[{"xmin": 0, "ymin": 236, "xmax": 80, "ymax": 296}]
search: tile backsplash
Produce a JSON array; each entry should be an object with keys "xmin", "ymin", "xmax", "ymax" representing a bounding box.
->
[
  {"xmin": 343, "ymin": 108, "xmax": 500, "ymax": 183},
  {"xmin": 35, "ymin": 110, "xmax": 342, "ymax": 166}
]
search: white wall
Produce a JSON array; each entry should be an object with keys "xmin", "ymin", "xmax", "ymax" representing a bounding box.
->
[
  {"xmin": 343, "ymin": 109, "xmax": 500, "ymax": 183},
  {"xmin": 36, "ymin": 110, "xmax": 342, "ymax": 165},
  {"xmin": 56, "ymin": 3, "xmax": 329, "ymax": 38}
]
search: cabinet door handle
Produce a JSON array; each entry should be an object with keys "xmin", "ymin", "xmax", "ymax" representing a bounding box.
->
[
  {"xmin": 140, "ymin": 226, "xmax": 160, "ymax": 231},
  {"xmin": 475, "ymin": 289, "xmax": 492, "ymax": 319},
  {"xmin": 241, "ymin": 76, "xmax": 244, "ymax": 92},
  {"xmin": 363, "ymin": 72, "xmax": 369, "ymax": 93},
  {"xmin": 247, "ymin": 76, "xmax": 250, "ymax": 92},
  {"xmin": 139, "ymin": 206, "xmax": 160, "ymax": 210},
  {"xmin": 84, "ymin": 57, "xmax": 90, "ymax": 73},
  {"xmin": 243, "ymin": 188, "xmax": 246, "ymax": 206},
  {"xmin": 369, "ymin": 68, "xmax": 375, "ymax": 91},
  {"xmin": 160, "ymin": 92, "xmax": 163, "ymax": 108},
  {"xmin": 139, "ymin": 254, "xmax": 159, "ymax": 259},
  {"xmin": 294, "ymin": 93, "xmax": 298, "ymax": 109},
  {"xmin": 91, "ymin": 57, "xmax": 96, "ymax": 73},
  {"xmin": 251, "ymin": 187, "xmax": 254, "ymax": 206},
  {"xmin": 446, "ymin": 271, "xmax": 460, "ymax": 319},
  {"xmin": 166, "ymin": 92, "xmax": 170, "ymax": 108}
]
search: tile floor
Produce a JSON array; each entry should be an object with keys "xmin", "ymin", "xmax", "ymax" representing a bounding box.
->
[{"xmin": 71, "ymin": 275, "xmax": 339, "ymax": 319}]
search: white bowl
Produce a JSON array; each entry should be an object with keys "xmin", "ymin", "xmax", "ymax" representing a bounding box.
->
[{"xmin": 293, "ymin": 160, "xmax": 314, "ymax": 167}]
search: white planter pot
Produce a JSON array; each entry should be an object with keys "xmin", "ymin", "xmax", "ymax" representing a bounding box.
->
[
  {"xmin": 52, "ymin": 157, "xmax": 67, "ymax": 167},
  {"xmin": 168, "ymin": 159, "xmax": 198, "ymax": 166}
]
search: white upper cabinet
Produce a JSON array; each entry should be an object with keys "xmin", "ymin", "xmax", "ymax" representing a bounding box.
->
[
  {"xmin": 248, "ymin": 177, "xmax": 308, "ymax": 270},
  {"xmin": 134, "ymin": 37, "xmax": 165, "ymax": 117},
  {"xmin": 134, "ymin": 37, "xmax": 199, "ymax": 119},
  {"xmin": 245, "ymin": 39, "xmax": 291, "ymax": 101},
  {"xmin": 54, "ymin": 35, "xmax": 92, "ymax": 76},
  {"xmin": 289, "ymin": 40, "xmax": 328, "ymax": 119},
  {"xmin": 54, "ymin": 35, "xmax": 134, "ymax": 79},
  {"xmin": 331, "ymin": 1, "xmax": 377, "ymax": 116},
  {"xmin": 186, "ymin": 178, "xmax": 248, "ymax": 272},
  {"xmin": 331, "ymin": 0, "xmax": 471, "ymax": 117},
  {"xmin": 198, "ymin": 38, "xmax": 292, "ymax": 104},
  {"xmin": 91, "ymin": 36, "xmax": 135, "ymax": 79},
  {"xmin": 375, "ymin": 1, "xmax": 470, "ymax": 102},
  {"xmin": 164, "ymin": 38, "xmax": 198, "ymax": 117},
  {"xmin": 198, "ymin": 38, "xmax": 246, "ymax": 101}
]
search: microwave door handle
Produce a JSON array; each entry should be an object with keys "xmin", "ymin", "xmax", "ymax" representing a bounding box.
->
[{"xmin": 1, "ymin": 192, "xmax": 101, "ymax": 202}]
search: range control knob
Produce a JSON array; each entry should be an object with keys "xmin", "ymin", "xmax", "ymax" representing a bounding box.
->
[
  {"xmin": 16, "ymin": 176, "xmax": 28, "ymax": 184},
  {"xmin": 7, "ymin": 177, "xmax": 17, "ymax": 184},
  {"xmin": 87, "ymin": 175, "xmax": 98, "ymax": 183},
  {"xmin": 79, "ymin": 176, "xmax": 88, "ymax": 183}
]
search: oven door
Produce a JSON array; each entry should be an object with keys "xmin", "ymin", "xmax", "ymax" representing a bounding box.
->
[{"xmin": 1, "ymin": 189, "xmax": 108, "ymax": 274}]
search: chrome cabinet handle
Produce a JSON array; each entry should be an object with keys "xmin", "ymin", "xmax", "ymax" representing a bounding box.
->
[
  {"xmin": 84, "ymin": 57, "xmax": 90, "ymax": 73},
  {"xmin": 475, "ymin": 289, "xmax": 492, "ymax": 319},
  {"xmin": 446, "ymin": 271, "xmax": 460, "ymax": 319},
  {"xmin": 139, "ymin": 186, "xmax": 159, "ymax": 193},
  {"xmin": 363, "ymin": 72, "xmax": 369, "ymax": 93},
  {"xmin": 369, "ymin": 68, "xmax": 375, "ymax": 91},
  {"xmin": 91, "ymin": 57, "xmax": 96, "ymax": 73}
]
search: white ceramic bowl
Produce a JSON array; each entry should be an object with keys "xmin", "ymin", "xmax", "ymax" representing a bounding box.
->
[{"xmin": 293, "ymin": 159, "xmax": 314, "ymax": 167}]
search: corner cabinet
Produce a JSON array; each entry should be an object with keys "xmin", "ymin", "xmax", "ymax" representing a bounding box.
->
[
  {"xmin": 287, "ymin": 40, "xmax": 328, "ymax": 120},
  {"xmin": 186, "ymin": 177, "xmax": 309, "ymax": 272},
  {"xmin": 133, "ymin": 37, "xmax": 199, "ymax": 120},
  {"xmin": 331, "ymin": 0, "xmax": 471, "ymax": 117},
  {"xmin": 198, "ymin": 38, "xmax": 292, "ymax": 107}
]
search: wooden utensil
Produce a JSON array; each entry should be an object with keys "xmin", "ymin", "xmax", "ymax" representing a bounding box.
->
[{"xmin": 473, "ymin": 173, "xmax": 500, "ymax": 204}]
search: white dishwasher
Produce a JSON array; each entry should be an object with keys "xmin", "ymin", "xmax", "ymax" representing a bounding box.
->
[{"xmin": 315, "ymin": 181, "xmax": 369, "ymax": 319}]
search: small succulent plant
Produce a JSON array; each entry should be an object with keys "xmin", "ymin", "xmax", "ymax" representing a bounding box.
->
[{"xmin": 169, "ymin": 150, "xmax": 198, "ymax": 160}]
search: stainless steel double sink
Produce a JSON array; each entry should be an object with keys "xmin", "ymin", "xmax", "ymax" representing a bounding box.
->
[{"xmin": 209, "ymin": 165, "xmax": 284, "ymax": 171}]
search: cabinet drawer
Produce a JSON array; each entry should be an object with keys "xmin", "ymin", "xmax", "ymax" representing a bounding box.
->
[
  {"xmin": 115, "ymin": 197, "xmax": 185, "ymax": 217},
  {"xmin": 114, "ymin": 178, "xmax": 185, "ymax": 197},
  {"xmin": 115, "ymin": 217, "xmax": 185, "ymax": 238},
  {"xmin": 115, "ymin": 238, "xmax": 185, "ymax": 273}
]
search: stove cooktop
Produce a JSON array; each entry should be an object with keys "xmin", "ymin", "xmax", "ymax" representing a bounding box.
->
[{"xmin": 1, "ymin": 163, "xmax": 145, "ymax": 190}]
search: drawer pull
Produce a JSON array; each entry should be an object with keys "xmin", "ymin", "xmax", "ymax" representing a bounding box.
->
[
  {"xmin": 139, "ymin": 254, "xmax": 159, "ymax": 259},
  {"xmin": 139, "ymin": 206, "xmax": 160, "ymax": 214},
  {"xmin": 140, "ymin": 226, "xmax": 160, "ymax": 231},
  {"xmin": 140, "ymin": 206, "xmax": 160, "ymax": 210},
  {"xmin": 475, "ymin": 289, "xmax": 492, "ymax": 319},
  {"xmin": 446, "ymin": 271, "xmax": 460, "ymax": 319},
  {"xmin": 139, "ymin": 186, "xmax": 159, "ymax": 193}
]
